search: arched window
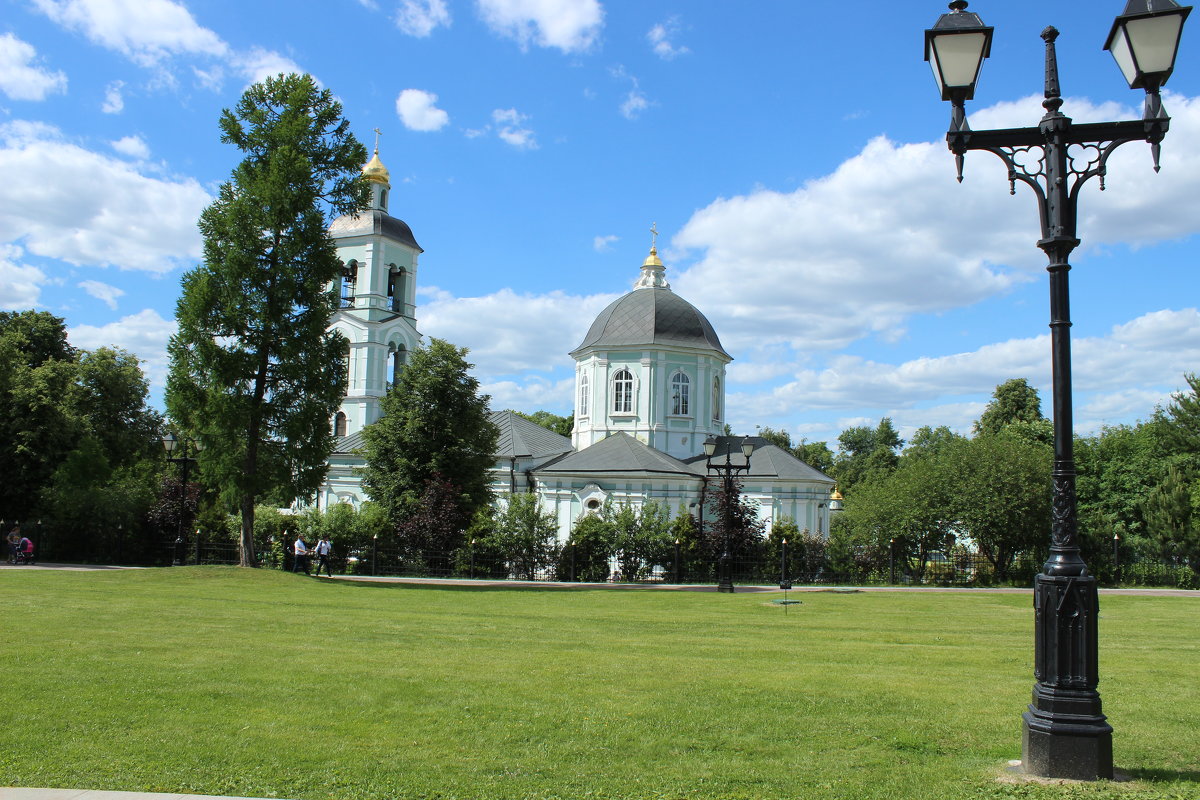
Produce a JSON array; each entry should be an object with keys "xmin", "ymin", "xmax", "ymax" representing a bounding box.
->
[
  {"xmin": 388, "ymin": 265, "xmax": 407, "ymax": 313},
  {"xmin": 342, "ymin": 342, "xmax": 351, "ymax": 389},
  {"xmin": 612, "ymin": 369, "xmax": 633, "ymax": 414},
  {"xmin": 380, "ymin": 188, "xmax": 389, "ymax": 211},
  {"xmin": 671, "ymin": 371, "xmax": 691, "ymax": 416},
  {"xmin": 390, "ymin": 344, "xmax": 406, "ymax": 390},
  {"xmin": 579, "ymin": 373, "xmax": 590, "ymax": 419},
  {"xmin": 334, "ymin": 412, "xmax": 348, "ymax": 437},
  {"xmin": 712, "ymin": 376, "xmax": 721, "ymax": 421},
  {"xmin": 341, "ymin": 260, "xmax": 358, "ymax": 307}
]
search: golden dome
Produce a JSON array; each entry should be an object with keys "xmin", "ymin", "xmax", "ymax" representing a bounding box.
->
[
  {"xmin": 830, "ymin": 487, "xmax": 844, "ymax": 501},
  {"xmin": 642, "ymin": 246, "xmax": 663, "ymax": 268},
  {"xmin": 362, "ymin": 149, "xmax": 390, "ymax": 185}
]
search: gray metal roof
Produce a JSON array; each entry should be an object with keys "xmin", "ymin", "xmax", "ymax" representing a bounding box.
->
[
  {"xmin": 570, "ymin": 287, "xmax": 729, "ymax": 358},
  {"xmin": 491, "ymin": 410, "xmax": 574, "ymax": 459},
  {"xmin": 536, "ymin": 432, "xmax": 701, "ymax": 477},
  {"xmin": 329, "ymin": 210, "xmax": 423, "ymax": 252},
  {"xmin": 332, "ymin": 430, "xmax": 367, "ymax": 456},
  {"xmin": 682, "ymin": 436, "xmax": 835, "ymax": 483}
]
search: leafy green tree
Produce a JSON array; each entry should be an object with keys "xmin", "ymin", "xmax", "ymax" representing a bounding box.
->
[
  {"xmin": 668, "ymin": 505, "xmax": 705, "ymax": 581},
  {"xmin": 756, "ymin": 426, "xmax": 792, "ymax": 451},
  {"xmin": 793, "ymin": 439, "xmax": 835, "ymax": 474},
  {"xmin": 167, "ymin": 73, "xmax": 367, "ymax": 567},
  {"xmin": 832, "ymin": 417, "xmax": 903, "ymax": 493},
  {"xmin": 562, "ymin": 513, "xmax": 615, "ymax": 581},
  {"xmin": 361, "ymin": 338, "xmax": 499, "ymax": 531},
  {"xmin": 974, "ymin": 378, "xmax": 1046, "ymax": 436},
  {"xmin": 514, "ymin": 410, "xmax": 573, "ymax": 437},
  {"xmin": 764, "ymin": 518, "xmax": 802, "ymax": 583},
  {"xmin": 950, "ymin": 432, "xmax": 1051, "ymax": 580},
  {"xmin": 1, "ymin": 313, "xmax": 163, "ymax": 558},
  {"xmin": 1075, "ymin": 421, "xmax": 1170, "ymax": 548},
  {"xmin": 0, "ymin": 310, "xmax": 74, "ymax": 367},
  {"xmin": 903, "ymin": 425, "xmax": 966, "ymax": 462},
  {"xmin": 604, "ymin": 499, "xmax": 672, "ymax": 581},
  {"xmin": 488, "ymin": 493, "xmax": 559, "ymax": 580},
  {"xmin": 842, "ymin": 450, "xmax": 955, "ymax": 582}
]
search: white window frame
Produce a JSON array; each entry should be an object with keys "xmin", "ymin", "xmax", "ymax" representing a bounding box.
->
[
  {"xmin": 612, "ymin": 368, "xmax": 635, "ymax": 414},
  {"xmin": 671, "ymin": 370, "xmax": 691, "ymax": 416}
]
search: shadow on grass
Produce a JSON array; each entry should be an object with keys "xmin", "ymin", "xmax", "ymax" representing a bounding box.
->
[{"xmin": 1123, "ymin": 766, "xmax": 1200, "ymax": 783}]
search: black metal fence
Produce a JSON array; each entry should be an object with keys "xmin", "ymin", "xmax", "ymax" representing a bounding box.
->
[{"xmin": 147, "ymin": 540, "xmax": 1199, "ymax": 590}]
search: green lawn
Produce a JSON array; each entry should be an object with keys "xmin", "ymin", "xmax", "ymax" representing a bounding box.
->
[{"xmin": 1, "ymin": 568, "xmax": 1196, "ymax": 800}]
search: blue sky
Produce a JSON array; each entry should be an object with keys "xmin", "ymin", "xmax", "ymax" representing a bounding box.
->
[{"xmin": 2, "ymin": 0, "xmax": 1198, "ymax": 448}]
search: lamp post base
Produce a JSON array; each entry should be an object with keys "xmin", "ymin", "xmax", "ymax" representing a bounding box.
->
[
  {"xmin": 1021, "ymin": 699, "xmax": 1113, "ymax": 780},
  {"xmin": 1021, "ymin": 572, "xmax": 1113, "ymax": 781}
]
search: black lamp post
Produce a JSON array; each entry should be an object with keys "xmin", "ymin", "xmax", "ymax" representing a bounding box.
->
[
  {"xmin": 1113, "ymin": 532, "xmax": 1121, "ymax": 584},
  {"xmin": 925, "ymin": 0, "xmax": 1190, "ymax": 781},
  {"xmin": 162, "ymin": 432, "xmax": 203, "ymax": 566},
  {"xmin": 702, "ymin": 435, "xmax": 754, "ymax": 593}
]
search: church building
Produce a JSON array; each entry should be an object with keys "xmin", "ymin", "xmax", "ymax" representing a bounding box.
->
[{"xmin": 313, "ymin": 150, "xmax": 837, "ymax": 539}]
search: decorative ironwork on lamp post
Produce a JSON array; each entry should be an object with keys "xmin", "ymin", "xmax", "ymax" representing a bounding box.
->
[
  {"xmin": 925, "ymin": 0, "xmax": 1190, "ymax": 781},
  {"xmin": 702, "ymin": 435, "xmax": 754, "ymax": 593},
  {"xmin": 162, "ymin": 432, "xmax": 203, "ymax": 566}
]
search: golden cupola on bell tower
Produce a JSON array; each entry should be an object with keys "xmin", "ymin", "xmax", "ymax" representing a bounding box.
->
[{"xmin": 362, "ymin": 128, "xmax": 391, "ymax": 212}]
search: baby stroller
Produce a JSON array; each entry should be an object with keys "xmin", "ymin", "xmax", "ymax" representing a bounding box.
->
[{"xmin": 14, "ymin": 538, "xmax": 35, "ymax": 565}]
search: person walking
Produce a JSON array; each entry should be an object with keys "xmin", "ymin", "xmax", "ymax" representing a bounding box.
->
[
  {"xmin": 314, "ymin": 535, "xmax": 333, "ymax": 578},
  {"xmin": 292, "ymin": 534, "xmax": 310, "ymax": 575},
  {"xmin": 6, "ymin": 524, "xmax": 19, "ymax": 564}
]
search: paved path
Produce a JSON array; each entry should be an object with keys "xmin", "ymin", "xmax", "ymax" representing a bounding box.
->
[
  {"xmin": 4, "ymin": 562, "xmax": 1196, "ymax": 596},
  {"xmin": 1, "ymin": 790, "xmax": 278, "ymax": 800}
]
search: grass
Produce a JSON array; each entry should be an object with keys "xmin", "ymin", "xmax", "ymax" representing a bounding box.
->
[{"xmin": 0, "ymin": 568, "xmax": 1197, "ymax": 800}]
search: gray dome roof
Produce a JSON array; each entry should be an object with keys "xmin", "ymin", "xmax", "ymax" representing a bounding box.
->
[
  {"xmin": 329, "ymin": 210, "xmax": 422, "ymax": 252},
  {"xmin": 571, "ymin": 287, "xmax": 729, "ymax": 358}
]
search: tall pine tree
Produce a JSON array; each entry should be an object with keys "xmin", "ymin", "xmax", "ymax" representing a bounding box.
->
[{"xmin": 166, "ymin": 73, "xmax": 367, "ymax": 567}]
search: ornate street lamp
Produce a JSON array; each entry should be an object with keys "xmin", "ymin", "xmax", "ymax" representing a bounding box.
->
[
  {"xmin": 925, "ymin": 0, "xmax": 1190, "ymax": 781},
  {"xmin": 702, "ymin": 435, "xmax": 755, "ymax": 593},
  {"xmin": 162, "ymin": 432, "xmax": 204, "ymax": 566}
]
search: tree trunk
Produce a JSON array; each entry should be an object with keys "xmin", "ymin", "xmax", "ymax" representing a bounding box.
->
[{"xmin": 239, "ymin": 493, "xmax": 257, "ymax": 568}]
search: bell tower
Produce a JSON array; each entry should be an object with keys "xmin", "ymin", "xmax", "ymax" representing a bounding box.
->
[{"xmin": 327, "ymin": 137, "xmax": 424, "ymax": 438}]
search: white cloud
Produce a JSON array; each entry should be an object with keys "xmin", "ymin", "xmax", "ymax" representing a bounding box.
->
[
  {"xmin": 0, "ymin": 244, "xmax": 47, "ymax": 309},
  {"xmin": 32, "ymin": 0, "xmax": 229, "ymax": 67},
  {"xmin": 0, "ymin": 33, "xmax": 68, "ymax": 101},
  {"xmin": 234, "ymin": 47, "xmax": 305, "ymax": 88},
  {"xmin": 78, "ymin": 279, "xmax": 125, "ymax": 309},
  {"xmin": 484, "ymin": 376, "xmax": 575, "ymax": 414},
  {"xmin": 611, "ymin": 65, "xmax": 650, "ymax": 120},
  {"xmin": 620, "ymin": 89, "xmax": 648, "ymax": 120},
  {"xmin": 476, "ymin": 0, "xmax": 603, "ymax": 53},
  {"xmin": 396, "ymin": 89, "xmax": 450, "ymax": 132},
  {"xmin": 647, "ymin": 17, "xmax": 688, "ymax": 60},
  {"xmin": 672, "ymin": 94, "xmax": 1200, "ymax": 358},
  {"xmin": 111, "ymin": 134, "xmax": 149, "ymax": 160},
  {"xmin": 68, "ymin": 307, "xmax": 176, "ymax": 389},
  {"xmin": 723, "ymin": 308, "xmax": 1200, "ymax": 439},
  {"xmin": 101, "ymin": 79, "xmax": 125, "ymax": 113},
  {"xmin": 593, "ymin": 234, "xmax": 618, "ymax": 252},
  {"xmin": 492, "ymin": 107, "xmax": 537, "ymax": 149},
  {"xmin": 0, "ymin": 121, "xmax": 209, "ymax": 273},
  {"xmin": 421, "ymin": 286, "xmax": 616, "ymax": 374},
  {"xmin": 396, "ymin": 0, "xmax": 451, "ymax": 37}
]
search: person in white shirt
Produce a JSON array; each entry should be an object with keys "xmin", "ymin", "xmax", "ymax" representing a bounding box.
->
[
  {"xmin": 292, "ymin": 536, "xmax": 309, "ymax": 575},
  {"xmin": 315, "ymin": 535, "xmax": 332, "ymax": 578}
]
